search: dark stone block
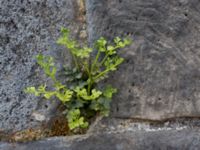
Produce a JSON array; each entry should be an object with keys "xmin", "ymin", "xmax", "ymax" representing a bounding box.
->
[{"xmin": 86, "ymin": 0, "xmax": 200, "ymax": 120}]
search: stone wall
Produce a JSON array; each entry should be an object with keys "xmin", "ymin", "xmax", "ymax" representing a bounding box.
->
[
  {"xmin": 86, "ymin": 0, "xmax": 200, "ymax": 120},
  {"xmin": 1, "ymin": 0, "xmax": 200, "ymax": 149},
  {"xmin": 0, "ymin": 0, "xmax": 86, "ymax": 132}
]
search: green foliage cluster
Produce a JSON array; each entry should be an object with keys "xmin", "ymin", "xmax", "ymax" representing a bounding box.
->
[{"xmin": 25, "ymin": 28, "xmax": 131, "ymax": 131}]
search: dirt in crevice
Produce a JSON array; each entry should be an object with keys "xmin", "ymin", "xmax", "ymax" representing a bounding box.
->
[
  {"xmin": 0, "ymin": 104, "xmax": 94, "ymax": 143},
  {"xmin": 73, "ymin": 0, "xmax": 88, "ymax": 41},
  {"xmin": 0, "ymin": 115, "xmax": 87, "ymax": 143}
]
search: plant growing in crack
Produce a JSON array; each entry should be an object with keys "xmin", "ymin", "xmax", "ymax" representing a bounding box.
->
[{"xmin": 25, "ymin": 27, "xmax": 131, "ymax": 131}]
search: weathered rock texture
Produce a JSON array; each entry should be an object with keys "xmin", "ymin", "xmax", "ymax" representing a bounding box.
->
[
  {"xmin": 0, "ymin": 0, "xmax": 86, "ymax": 132},
  {"xmin": 1, "ymin": 128, "xmax": 200, "ymax": 150},
  {"xmin": 86, "ymin": 0, "xmax": 200, "ymax": 120},
  {"xmin": 1, "ymin": 0, "xmax": 200, "ymax": 149}
]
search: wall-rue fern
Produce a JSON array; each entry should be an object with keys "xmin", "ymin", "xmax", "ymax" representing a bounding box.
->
[{"xmin": 25, "ymin": 27, "xmax": 131, "ymax": 131}]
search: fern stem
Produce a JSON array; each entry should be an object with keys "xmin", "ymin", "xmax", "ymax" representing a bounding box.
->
[
  {"xmin": 100, "ymin": 54, "xmax": 109, "ymax": 66},
  {"xmin": 93, "ymin": 62, "xmax": 121, "ymax": 81},
  {"xmin": 71, "ymin": 52, "xmax": 79, "ymax": 71},
  {"xmin": 91, "ymin": 50, "xmax": 101, "ymax": 72},
  {"xmin": 100, "ymin": 46, "xmax": 120, "ymax": 66},
  {"xmin": 87, "ymin": 72, "xmax": 93, "ymax": 95},
  {"xmin": 93, "ymin": 69, "xmax": 110, "ymax": 81}
]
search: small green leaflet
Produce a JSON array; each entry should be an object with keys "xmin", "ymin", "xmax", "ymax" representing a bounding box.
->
[
  {"xmin": 67, "ymin": 109, "xmax": 88, "ymax": 130},
  {"xmin": 56, "ymin": 89, "xmax": 73, "ymax": 103},
  {"xmin": 57, "ymin": 27, "xmax": 92, "ymax": 59},
  {"xmin": 96, "ymin": 37, "xmax": 107, "ymax": 52},
  {"xmin": 103, "ymin": 85, "xmax": 117, "ymax": 98},
  {"xmin": 75, "ymin": 87, "xmax": 102, "ymax": 100},
  {"xmin": 24, "ymin": 87, "xmax": 40, "ymax": 96}
]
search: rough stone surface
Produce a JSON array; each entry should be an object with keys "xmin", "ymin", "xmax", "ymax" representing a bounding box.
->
[
  {"xmin": 1, "ymin": 0, "xmax": 200, "ymax": 149},
  {"xmin": 0, "ymin": 0, "xmax": 85, "ymax": 132},
  {"xmin": 1, "ymin": 129, "xmax": 200, "ymax": 150},
  {"xmin": 86, "ymin": 0, "xmax": 200, "ymax": 120},
  {"xmin": 87, "ymin": 117, "xmax": 200, "ymax": 134}
]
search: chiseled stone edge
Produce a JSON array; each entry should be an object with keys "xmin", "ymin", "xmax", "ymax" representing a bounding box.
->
[{"xmin": 1, "ymin": 128, "xmax": 200, "ymax": 150}]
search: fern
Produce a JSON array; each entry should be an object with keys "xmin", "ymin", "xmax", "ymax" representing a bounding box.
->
[{"xmin": 25, "ymin": 28, "xmax": 131, "ymax": 131}]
